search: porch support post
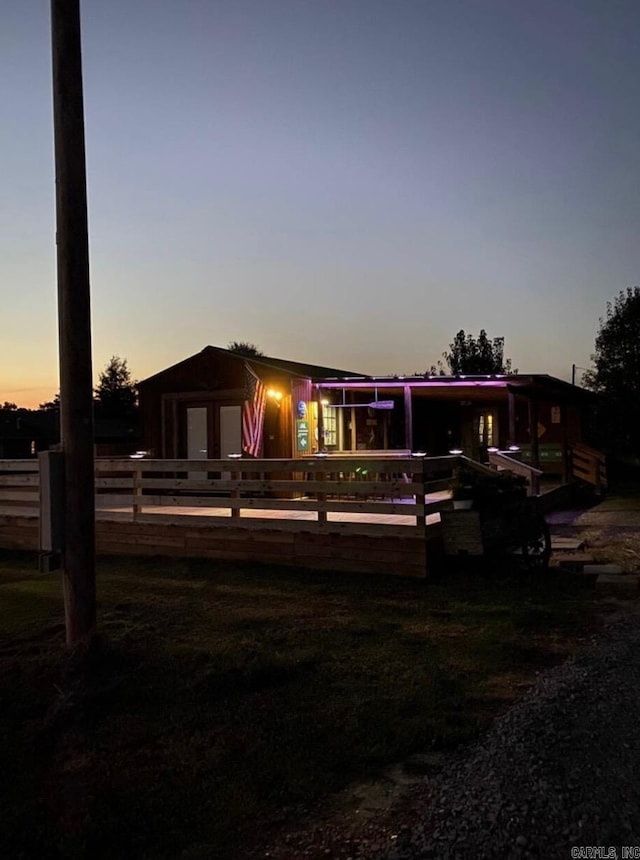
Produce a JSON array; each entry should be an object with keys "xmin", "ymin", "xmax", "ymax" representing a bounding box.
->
[
  {"xmin": 561, "ymin": 401, "xmax": 570, "ymax": 484},
  {"xmin": 171, "ymin": 399, "xmax": 178, "ymax": 458},
  {"xmin": 403, "ymin": 384, "xmax": 413, "ymax": 451},
  {"xmin": 350, "ymin": 405, "xmax": 356, "ymax": 451},
  {"xmin": 337, "ymin": 390, "xmax": 344, "ymax": 450},
  {"xmin": 316, "ymin": 386, "xmax": 325, "ymax": 452},
  {"xmin": 508, "ymin": 389, "xmax": 516, "ymax": 447},
  {"xmin": 528, "ymin": 395, "xmax": 540, "ymax": 493},
  {"xmin": 161, "ymin": 397, "xmax": 167, "ymax": 458}
]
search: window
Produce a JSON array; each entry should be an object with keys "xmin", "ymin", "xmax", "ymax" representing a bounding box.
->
[
  {"xmin": 478, "ymin": 413, "xmax": 495, "ymax": 447},
  {"xmin": 322, "ymin": 405, "xmax": 337, "ymax": 447}
]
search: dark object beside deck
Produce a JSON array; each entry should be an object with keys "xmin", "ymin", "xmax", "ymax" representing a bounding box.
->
[{"xmin": 441, "ymin": 498, "xmax": 551, "ymax": 571}]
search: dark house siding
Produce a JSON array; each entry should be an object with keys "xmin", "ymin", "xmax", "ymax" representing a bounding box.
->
[{"xmin": 138, "ymin": 347, "xmax": 360, "ymax": 459}]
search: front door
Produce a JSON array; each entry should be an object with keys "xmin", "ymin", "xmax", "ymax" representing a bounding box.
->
[
  {"xmin": 219, "ymin": 405, "xmax": 242, "ymax": 458},
  {"xmin": 473, "ymin": 409, "xmax": 498, "ymax": 460},
  {"xmin": 219, "ymin": 404, "xmax": 242, "ymax": 478},
  {"xmin": 187, "ymin": 406, "xmax": 208, "ymax": 479}
]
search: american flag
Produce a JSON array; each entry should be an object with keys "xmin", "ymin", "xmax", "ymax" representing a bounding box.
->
[{"xmin": 242, "ymin": 363, "xmax": 267, "ymax": 457}]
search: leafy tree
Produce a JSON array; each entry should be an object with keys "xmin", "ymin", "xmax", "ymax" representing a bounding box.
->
[
  {"xmin": 432, "ymin": 329, "xmax": 516, "ymax": 375},
  {"xmin": 583, "ymin": 287, "xmax": 640, "ymax": 454},
  {"xmin": 94, "ymin": 356, "xmax": 137, "ymax": 419},
  {"xmin": 227, "ymin": 341, "xmax": 264, "ymax": 357},
  {"xmin": 0, "ymin": 401, "xmax": 18, "ymax": 411},
  {"xmin": 39, "ymin": 393, "xmax": 60, "ymax": 411}
]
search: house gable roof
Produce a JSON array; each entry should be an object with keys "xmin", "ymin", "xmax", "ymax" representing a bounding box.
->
[{"xmin": 137, "ymin": 345, "xmax": 361, "ymax": 387}]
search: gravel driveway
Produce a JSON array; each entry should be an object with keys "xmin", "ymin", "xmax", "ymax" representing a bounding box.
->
[
  {"xmin": 383, "ymin": 613, "xmax": 640, "ymax": 860},
  {"xmin": 248, "ymin": 611, "xmax": 640, "ymax": 860}
]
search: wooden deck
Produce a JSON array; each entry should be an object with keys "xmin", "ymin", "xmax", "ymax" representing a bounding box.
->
[
  {"xmin": 0, "ymin": 497, "xmax": 450, "ymax": 579},
  {"xmin": 0, "ymin": 454, "xmax": 560, "ymax": 578}
]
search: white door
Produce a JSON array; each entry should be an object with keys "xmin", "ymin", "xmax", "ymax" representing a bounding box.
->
[
  {"xmin": 187, "ymin": 407, "xmax": 208, "ymax": 479},
  {"xmin": 219, "ymin": 405, "xmax": 242, "ymax": 479}
]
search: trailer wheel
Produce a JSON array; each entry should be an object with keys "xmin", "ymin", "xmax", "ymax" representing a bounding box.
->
[{"xmin": 521, "ymin": 515, "xmax": 551, "ymax": 572}]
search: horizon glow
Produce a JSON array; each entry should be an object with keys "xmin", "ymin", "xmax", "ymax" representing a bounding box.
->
[{"xmin": 2, "ymin": 1, "xmax": 639, "ymax": 408}]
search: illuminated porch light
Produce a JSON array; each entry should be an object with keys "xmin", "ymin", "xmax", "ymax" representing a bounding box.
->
[
  {"xmin": 267, "ymin": 388, "xmax": 283, "ymax": 401},
  {"xmin": 314, "ymin": 452, "xmax": 328, "ymax": 457},
  {"xmin": 487, "ymin": 446, "xmax": 499, "ymax": 453},
  {"xmin": 508, "ymin": 445, "xmax": 520, "ymax": 452},
  {"xmin": 227, "ymin": 452, "xmax": 242, "ymax": 459},
  {"xmin": 129, "ymin": 450, "xmax": 147, "ymax": 459},
  {"xmin": 449, "ymin": 448, "xmax": 463, "ymax": 455},
  {"xmin": 320, "ymin": 399, "xmax": 330, "ymax": 406},
  {"xmin": 411, "ymin": 451, "xmax": 427, "ymax": 457}
]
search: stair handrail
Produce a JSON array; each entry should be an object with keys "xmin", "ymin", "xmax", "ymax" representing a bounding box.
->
[{"xmin": 488, "ymin": 450, "xmax": 542, "ymax": 496}]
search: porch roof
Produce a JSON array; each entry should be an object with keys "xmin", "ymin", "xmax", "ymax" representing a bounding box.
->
[{"xmin": 312, "ymin": 374, "xmax": 596, "ymax": 402}]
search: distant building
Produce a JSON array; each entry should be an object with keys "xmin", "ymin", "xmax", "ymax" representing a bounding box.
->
[
  {"xmin": 0, "ymin": 409, "xmax": 140, "ymax": 458},
  {"xmin": 0, "ymin": 410, "xmax": 58, "ymax": 458}
]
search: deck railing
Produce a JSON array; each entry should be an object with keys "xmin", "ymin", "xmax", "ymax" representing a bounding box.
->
[
  {"xmin": 0, "ymin": 455, "xmax": 466, "ymax": 538},
  {"xmin": 95, "ymin": 456, "xmax": 459, "ymax": 535},
  {"xmin": 487, "ymin": 450, "xmax": 544, "ymax": 495},
  {"xmin": 0, "ymin": 459, "xmax": 39, "ymax": 513},
  {"xmin": 571, "ymin": 442, "xmax": 607, "ymax": 491},
  {"xmin": 0, "ymin": 450, "xmax": 570, "ymax": 529}
]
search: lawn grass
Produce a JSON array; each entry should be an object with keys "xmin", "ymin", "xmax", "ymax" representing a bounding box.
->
[{"xmin": 0, "ymin": 550, "xmax": 597, "ymax": 859}]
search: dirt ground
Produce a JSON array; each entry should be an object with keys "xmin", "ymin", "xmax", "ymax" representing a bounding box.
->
[{"xmin": 548, "ymin": 489, "xmax": 640, "ymax": 572}]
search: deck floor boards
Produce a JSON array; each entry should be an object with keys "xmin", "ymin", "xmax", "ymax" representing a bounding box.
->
[{"xmin": 1, "ymin": 491, "xmax": 451, "ymax": 528}]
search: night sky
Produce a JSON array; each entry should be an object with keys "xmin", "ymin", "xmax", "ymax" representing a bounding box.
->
[{"xmin": 2, "ymin": 1, "xmax": 639, "ymax": 406}]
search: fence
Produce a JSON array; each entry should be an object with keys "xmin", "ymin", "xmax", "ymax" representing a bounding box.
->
[
  {"xmin": 0, "ymin": 455, "xmax": 465, "ymax": 577},
  {"xmin": 0, "ymin": 459, "xmax": 39, "ymax": 514}
]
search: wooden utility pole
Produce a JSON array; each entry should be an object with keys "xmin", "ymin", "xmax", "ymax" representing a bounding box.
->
[{"xmin": 51, "ymin": 0, "xmax": 96, "ymax": 646}]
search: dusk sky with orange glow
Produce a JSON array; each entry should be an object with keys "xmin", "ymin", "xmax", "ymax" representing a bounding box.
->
[{"xmin": 2, "ymin": 1, "xmax": 639, "ymax": 408}]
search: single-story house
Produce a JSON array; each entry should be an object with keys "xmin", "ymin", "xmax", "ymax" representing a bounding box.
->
[
  {"xmin": 138, "ymin": 346, "xmax": 598, "ymax": 482},
  {"xmin": 137, "ymin": 346, "xmax": 360, "ymax": 461}
]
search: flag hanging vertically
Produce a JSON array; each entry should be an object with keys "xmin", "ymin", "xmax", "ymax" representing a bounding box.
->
[{"xmin": 242, "ymin": 363, "xmax": 267, "ymax": 457}]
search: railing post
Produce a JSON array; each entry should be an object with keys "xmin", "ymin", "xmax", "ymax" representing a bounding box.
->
[
  {"xmin": 598, "ymin": 452, "xmax": 607, "ymax": 492},
  {"xmin": 413, "ymin": 461, "xmax": 425, "ymax": 530},
  {"xmin": 133, "ymin": 464, "xmax": 142, "ymax": 520},
  {"xmin": 39, "ymin": 450, "xmax": 65, "ymax": 570},
  {"xmin": 531, "ymin": 471, "xmax": 540, "ymax": 497},
  {"xmin": 231, "ymin": 469, "xmax": 241, "ymax": 519},
  {"xmin": 317, "ymin": 467, "xmax": 327, "ymax": 524},
  {"xmin": 413, "ymin": 461, "xmax": 429, "ymax": 579}
]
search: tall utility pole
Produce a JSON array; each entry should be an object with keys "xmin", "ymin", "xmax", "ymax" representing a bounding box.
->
[{"xmin": 51, "ymin": 0, "xmax": 96, "ymax": 646}]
